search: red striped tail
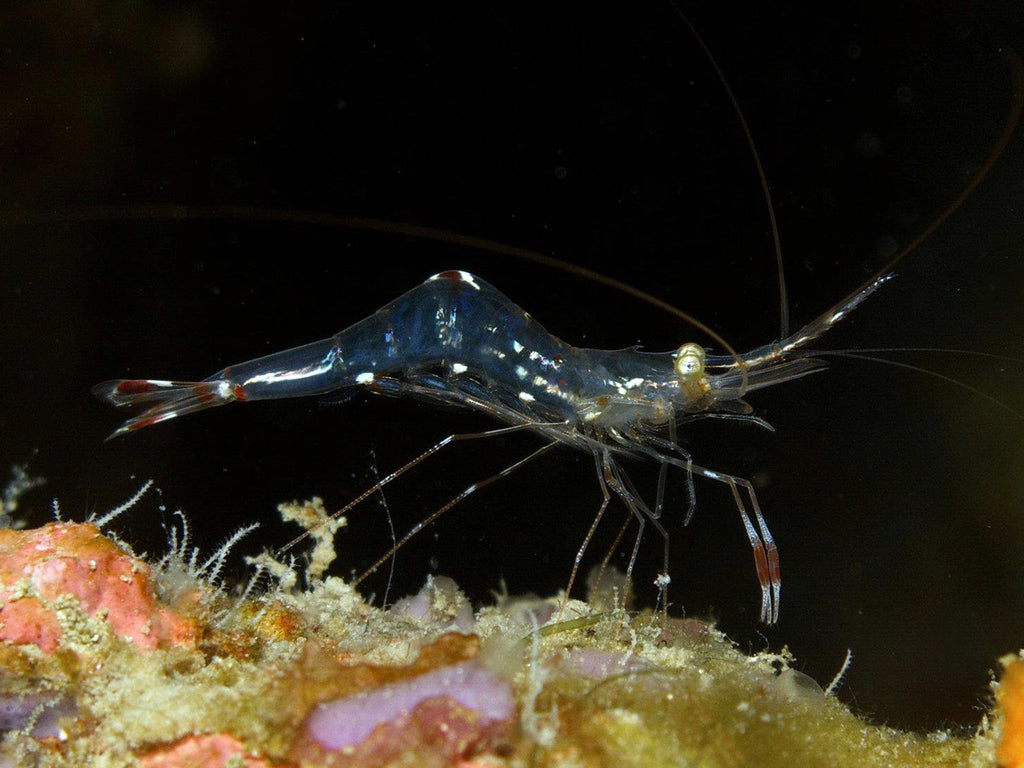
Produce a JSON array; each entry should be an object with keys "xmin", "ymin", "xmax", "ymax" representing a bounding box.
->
[{"xmin": 91, "ymin": 379, "xmax": 232, "ymax": 439}]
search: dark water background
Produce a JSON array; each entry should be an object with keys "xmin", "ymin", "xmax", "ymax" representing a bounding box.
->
[{"xmin": 1, "ymin": 1, "xmax": 1023, "ymax": 732}]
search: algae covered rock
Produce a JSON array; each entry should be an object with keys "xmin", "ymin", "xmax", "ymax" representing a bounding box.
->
[{"xmin": 0, "ymin": 516, "xmax": 1010, "ymax": 767}]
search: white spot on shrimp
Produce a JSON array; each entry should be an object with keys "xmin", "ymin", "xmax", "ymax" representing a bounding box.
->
[
  {"xmin": 518, "ymin": 391, "xmax": 536, "ymax": 402},
  {"xmin": 512, "ymin": 340, "xmax": 525, "ymax": 354},
  {"xmin": 532, "ymin": 375, "xmax": 548, "ymax": 388},
  {"xmin": 625, "ymin": 377, "xmax": 645, "ymax": 388},
  {"xmin": 515, "ymin": 365, "xmax": 528, "ymax": 379},
  {"xmin": 243, "ymin": 361, "xmax": 335, "ymax": 386},
  {"xmin": 458, "ymin": 271, "xmax": 481, "ymax": 290},
  {"xmin": 355, "ymin": 372, "xmax": 375, "ymax": 385},
  {"xmin": 528, "ymin": 350, "xmax": 541, "ymax": 361},
  {"xmin": 451, "ymin": 362, "xmax": 468, "ymax": 374}
]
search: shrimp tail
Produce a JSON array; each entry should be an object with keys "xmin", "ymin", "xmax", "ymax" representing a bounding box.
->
[{"xmin": 91, "ymin": 379, "xmax": 236, "ymax": 439}]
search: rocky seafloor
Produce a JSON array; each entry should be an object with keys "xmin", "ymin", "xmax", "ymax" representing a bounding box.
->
[{"xmin": 0, "ymin": 490, "xmax": 1022, "ymax": 768}]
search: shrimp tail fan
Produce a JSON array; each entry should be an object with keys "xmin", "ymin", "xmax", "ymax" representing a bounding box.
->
[{"xmin": 92, "ymin": 379, "xmax": 234, "ymax": 439}]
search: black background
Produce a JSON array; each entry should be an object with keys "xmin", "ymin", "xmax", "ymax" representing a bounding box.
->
[{"xmin": 2, "ymin": 0, "xmax": 1023, "ymax": 732}]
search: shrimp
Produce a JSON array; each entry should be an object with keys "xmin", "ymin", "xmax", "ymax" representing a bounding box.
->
[
  {"xmin": 88, "ymin": 14, "xmax": 1021, "ymax": 630},
  {"xmin": 93, "ymin": 264, "xmax": 896, "ymax": 623}
]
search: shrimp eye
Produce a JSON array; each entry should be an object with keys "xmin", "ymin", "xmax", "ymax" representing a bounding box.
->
[{"xmin": 674, "ymin": 342, "xmax": 706, "ymax": 380}]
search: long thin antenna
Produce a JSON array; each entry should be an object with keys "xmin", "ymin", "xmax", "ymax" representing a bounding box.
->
[
  {"xmin": 849, "ymin": 46, "xmax": 1023, "ymax": 298},
  {"xmin": 812, "ymin": 350, "xmax": 1024, "ymax": 421},
  {"xmin": 667, "ymin": 0, "xmax": 790, "ymax": 341},
  {"xmin": 766, "ymin": 45, "xmax": 1023, "ymax": 359},
  {"xmin": 1, "ymin": 49, "xmax": 1017, "ymax": 380},
  {"xmin": 0, "ymin": 203, "xmax": 750, "ymax": 394}
]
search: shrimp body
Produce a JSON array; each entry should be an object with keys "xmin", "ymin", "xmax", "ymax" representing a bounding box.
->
[
  {"xmin": 95, "ymin": 270, "xmax": 718, "ymax": 438},
  {"xmin": 93, "ymin": 267, "xmax": 891, "ymax": 623}
]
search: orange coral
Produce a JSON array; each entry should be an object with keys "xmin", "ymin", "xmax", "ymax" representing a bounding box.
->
[
  {"xmin": 0, "ymin": 522, "xmax": 198, "ymax": 653},
  {"xmin": 137, "ymin": 733, "xmax": 288, "ymax": 768},
  {"xmin": 997, "ymin": 655, "xmax": 1024, "ymax": 767}
]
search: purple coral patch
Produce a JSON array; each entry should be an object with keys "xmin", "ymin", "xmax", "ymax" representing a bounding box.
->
[
  {"xmin": 558, "ymin": 647, "xmax": 647, "ymax": 679},
  {"xmin": 0, "ymin": 691, "xmax": 75, "ymax": 736},
  {"xmin": 306, "ymin": 661, "xmax": 514, "ymax": 750},
  {"xmin": 388, "ymin": 576, "xmax": 475, "ymax": 632}
]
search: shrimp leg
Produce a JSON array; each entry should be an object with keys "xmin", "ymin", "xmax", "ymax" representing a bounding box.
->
[
  {"xmin": 564, "ymin": 451, "xmax": 614, "ymax": 610},
  {"xmin": 710, "ymin": 469, "xmax": 780, "ymax": 624},
  {"xmin": 280, "ymin": 418, "xmax": 555, "ymax": 555},
  {"xmin": 352, "ymin": 441, "xmax": 557, "ymax": 587},
  {"xmin": 603, "ymin": 452, "xmax": 674, "ymax": 609},
  {"xmin": 614, "ymin": 443, "xmax": 781, "ymax": 623}
]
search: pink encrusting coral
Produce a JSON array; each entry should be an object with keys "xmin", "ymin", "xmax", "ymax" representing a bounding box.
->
[
  {"xmin": 305, "ymin": 660, "xmax": 515, "ymax": 751},
  {"xmin": 137, "ymin": 733, "xmax": 288, "ymax": 768},
  {"xmin": 0, "ymin": 523, "xmax": 198, "ymax": 653}
]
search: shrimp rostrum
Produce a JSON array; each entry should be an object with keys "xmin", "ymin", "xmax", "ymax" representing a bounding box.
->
[{"xmin": 93, "ymin": 268, "xmax": 892, "ymax": 623}]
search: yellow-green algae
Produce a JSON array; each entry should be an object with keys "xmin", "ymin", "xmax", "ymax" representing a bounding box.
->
[
  {"xmin": 0, "ymin": 498, "xmax": 1006, "ymax": 767},
  {"xmin": 515, "ymin": 614, "xmax": 992, "ymax": 768}
]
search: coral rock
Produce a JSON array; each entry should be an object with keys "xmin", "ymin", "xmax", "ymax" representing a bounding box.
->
[
  {"xmin": 997, "ymin": 655, "xmax": 1024, "ymax": 767},
  {"xmin": 305, "ymin": 660, "xmax": 514, "ymax": 751},
  {"xmin": 137, "ymin": 733, "xmax": 286, "ymax": 768},
  {"xmin": 0, "ymin": 523, "xmax": 198, "ymax": 653}
]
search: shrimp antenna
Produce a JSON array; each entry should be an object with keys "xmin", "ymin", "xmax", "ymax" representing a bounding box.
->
[
  {"xmin": 740, "ymin": 44, "xmax": 1022, "ymax": 365},
  {"xmin": 812, "ymin": 350, "xmax": 1024, "ymax": 422},
  {"xmin": 666, "ymin": 1, "xmax": 789, "ymax": 341},
  {"xmin": 0, "ymin": 203, "xmax": 749, "ymax": 394},
  {"xmin": 824, "ymin": 347, "xmax": 1024, "ymax": 366},
  {"xmin": 1, "ymin": 48, "xmax": 1017, "ymax": 389},
  {"xmin": 854, "ymin": 45, "xmax": 1023, "ymax": 297}
]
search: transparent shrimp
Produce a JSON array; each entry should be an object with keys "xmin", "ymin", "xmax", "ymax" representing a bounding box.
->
[
  {"xmin": 93, "ymin": 266, "xmax": 895, "ymax": 623},
  {"xmin": 89, "ymin": 18, "xmax": 1022, "ymax": 629}
]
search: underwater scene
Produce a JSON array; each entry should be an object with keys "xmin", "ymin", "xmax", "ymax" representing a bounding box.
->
[{"xmin": 1, "ymin": 2, "xmax": 1024, "ymax": 766}]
